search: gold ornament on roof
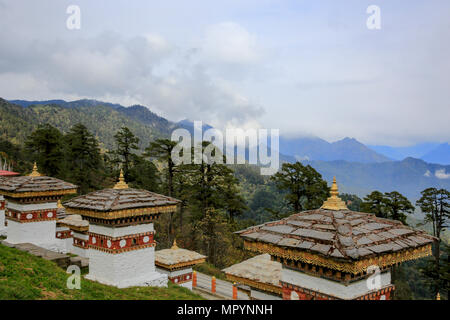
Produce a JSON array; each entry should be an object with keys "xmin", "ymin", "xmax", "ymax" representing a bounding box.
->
[
  {"xmin": 171, "ymin": 239, "xmax": 179, "ymax": 250},
  {"xmin": 57, "ymin": 200, "xmax": 64, "ymax": 209},
  {"xmin": 320, "ymin": 177, "xmax": 348, "ymax": 211},
  {"xmin": 436, "ymin": 293, "xmax": 440, "ymax": 300},
  {"xmin": 28, "ymin": 162, "xmax": 42, "ymax": 177},
  {"xmin": 113, "ymin": 169, "xmax": 129, "ymax": 189}
]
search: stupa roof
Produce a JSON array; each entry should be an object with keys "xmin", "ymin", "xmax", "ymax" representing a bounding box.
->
[
  {"xmin": 0, "ymin": 163, "xmax": 77, "ymax": 198},
  {"xmin": 63, "ymin": 170, "xmax": 180, "ymax": 219},
  {"xmin": 58, "ymin": 214, "xmax": 89, "ymax": 231},
  {"xmin": 223, "ymin": 254, "xmax": 282, "ymax": 294},
  {"xmin": 155, "ymin": 240, "xmax": 206, "ymax": 270},
  {"xmin": 237, "ymin": 178, "xmax": 436, "ymax": 274}
]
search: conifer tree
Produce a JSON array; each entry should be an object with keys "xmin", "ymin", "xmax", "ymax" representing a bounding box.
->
[
  {"xmin": 64, "ymin": 123, "xmax": 102, "ymax": 194},
  {"xmin": 416, "ymin": 188, "xmax": 450, "ymax": 296},
  {"xmin": 113, "ymin": 127, "xmax": 139, "ymax": 180},
  {"xmin": 25, "ymin": 124, "xmax": 64, "ymax": 176},
  {"xmin": 361, "ymin": 191, "xmax": 387, "ymax": 218},
  {"xmin": 270, "ymin": 162, "xmax": 329, "ymax": 212},
  {"xmin": 144, "ymin": 138, "xmax": 178, "ymax": 196},
  {"xmin": 383, "ymin": 191, "xmax": 414, "ymax": 224}
]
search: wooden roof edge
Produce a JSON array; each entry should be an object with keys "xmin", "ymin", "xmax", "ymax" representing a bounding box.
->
[{"xmin": 243, "ymin": 239, "xmax": 433, "ymax": 274}]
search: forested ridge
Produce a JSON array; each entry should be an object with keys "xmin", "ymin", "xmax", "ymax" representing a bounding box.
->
[{"xmin": 0, "ymin": 98, "xmax": 172, "ymax": 150}]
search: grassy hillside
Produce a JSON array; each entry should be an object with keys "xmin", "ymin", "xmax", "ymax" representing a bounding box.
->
[{"xmin": 0, "ymin": 243, "xmax": 203, "ymax": 300}]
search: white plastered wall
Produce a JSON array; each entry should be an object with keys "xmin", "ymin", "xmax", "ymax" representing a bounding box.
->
[
  {"xmin": 5, "ymin": 200, "xmax": 58, "ymax": 248},
  {"xmin": 6, "ymin": 219, "xmax": 57, "ymax": 247},
  {"xmin": 86, "ymin": 246, "xmax": 167, "ymax": 288},
  {"xmin": 281, "ymin": 267, "xmax": 391, "ymax": 300},
  {"xmin": 156, "ymin": 267, "xmax": 193, "ymax": 290}
]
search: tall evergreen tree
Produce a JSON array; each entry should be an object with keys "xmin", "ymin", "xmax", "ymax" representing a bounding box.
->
[
  {"xmin": 64, "ymin": 124, "xmax": 103, "ymax": 194},
  {"xmin": 361, "ymin": 191, "xmax": 388, "ymax": 218},
  {"xmin": 127, "ymin": 155, "xmax": 160, "ymax": 192},
  {"xmin": 270, "ymin": 162, "xmax": 329, "ymax": 212},
  {"xmin": 416, "ymin": 188, "xmax": 450, "ymax": 296},
  {"xmin": 25, "ymin": 124, "xmax": 64, "ymax": 176},
  {"xmin": 144, "ymin": 139, "xmax": 178, "ymax": 196},
  {"xmin": 113, "ymin": 127, "xmax": 139, "ymax": 180},
  {"xmin": 182, "ymin": 142, "xmax": 246, "ymax": 220},
  {"xmin": 383, "ymin": 191, "xmax": 414, "ymax": 224}
]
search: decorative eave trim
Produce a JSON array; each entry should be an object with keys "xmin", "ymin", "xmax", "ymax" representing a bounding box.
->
[
  {"xmin": 282, "ymin": 280, "xmax": 395, "ymax": 300},
  {"xmin": 89, "ymin": 242, "xmax": 156, "ymax": 254},
  {"xmin": 0, "ymin": 188, "xmax": 77, "ymax": 198},
  {"xmin": 244, "ymin": 240, "xmax": 432, "ymax": 274},
  {"xmin": 155, "ymin": 258, "xmax": 206, "ymax": 270},
  {"xmin": 65, "ymin": 204, "xmax": 178, "ymax": 219},
  {"xmin": 225, "ymin": 274, "xmax": 282, "ymax": 296}
]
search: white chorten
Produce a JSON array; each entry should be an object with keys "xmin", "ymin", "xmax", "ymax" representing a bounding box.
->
[
  {"xmin": 0, "ymin": 163, "xmax": 77, "ymax": 250},
  {"xmin": 63, "ymin": 170, "xmax": 180, "ymax": 288}
]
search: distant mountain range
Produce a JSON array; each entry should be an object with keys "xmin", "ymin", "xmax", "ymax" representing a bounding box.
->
[
  {"xmin": 369, "ymin": 142, "xmax": 450, "ymax": 165},
  {"xmin": 302, "ymin": 157, "xmax": 450, "ymax": 205},
  {"xmin": 279, "ymin": 136, "xmax": 391, "ymax": 163},
  {"xmin": 2, "ymin": 97, "xmax": 449, "ymax": 205}
]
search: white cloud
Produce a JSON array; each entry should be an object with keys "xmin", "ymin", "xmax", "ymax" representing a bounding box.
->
[
  {"xmin": 0, "ymin": 28, "xmax": 263, "ymax": 129},
  {"xmin": 202, "ymin": 22, "xmax": 260, "ymax": 64},
  {"xmin": 424, "ymin": 170, "xmax": 431, "ymax": 177},
  {"xmin": 435, "ymin": 169, "xmax": 450, "ymax": 179},
  {"xmin": 0, "ymin": 1, "xmax": 450, "ymax": 145}
]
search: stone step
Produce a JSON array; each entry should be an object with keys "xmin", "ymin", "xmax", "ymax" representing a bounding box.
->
[
  {"xmin": 69, "ymin": 256, "xmax": 90, "ymax": 269},
  {"xmin": 1, "ymin": 241, "xmax": 71, "ymax": 269}
]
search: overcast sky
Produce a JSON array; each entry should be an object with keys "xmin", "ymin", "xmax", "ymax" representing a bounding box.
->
[{"xmin": 0, "ymin": 0, "xmax": 449, "ymax": 146}]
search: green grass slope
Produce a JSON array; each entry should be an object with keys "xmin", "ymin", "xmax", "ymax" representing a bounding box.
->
[{"xmin": 0, "ymin": 244, "xmax": 203, "ymax": 300}]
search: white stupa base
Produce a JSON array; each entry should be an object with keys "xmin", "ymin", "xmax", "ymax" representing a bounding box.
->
[
  {"xmin": 54, "ymin": 238, "xmax": 72, "ymax": 254},
  {"xmin": 282, "ymin": 267, "xmax": 392, "ymax": 300},
  {"xmin": 70, "ymin": 245, "xmax": 89, "ymax": 258},
  {"xmin": 86, "ymin": 246, "xmax": 167, "ymax": 288},
  {"xmin": 157, "ymin": 267, "xmax": 193, "ymax": 290},
  {"xmin": 0, "ymin": 208, "xmax": 6, "ymax": 236},
  {"xmin": 85, "ymin": 270, "xmax": 168, "ymax": 288},
  {"xmin": 6, "ymin": 220, "xmax": 57, "ymax": 246}
]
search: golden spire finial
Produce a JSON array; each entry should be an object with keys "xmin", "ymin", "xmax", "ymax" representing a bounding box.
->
[
  {"xmin": 321, "ymin": 176, "xmax": 348, "ymax": 211},
  {"xmin": 57, "ymin": 200, "xmax": 64, "ymax": 209},
  {"xmin": 171, "ymin": 239, "xmax": 179, "ymax": 250},
  {"xmin": 436, "ymin": 292, "xmax": 440, "ymax": 300},
  {"xmin": 113, "ymin": 169, "xmax": 129, "ymax": 189},
  {"xmin": 28, "ymin": 162, "xmax": 42, "ymax": 177},
  {"xmin": 330, "ymin": 176, "xmax": 338, "ymax": 196}
]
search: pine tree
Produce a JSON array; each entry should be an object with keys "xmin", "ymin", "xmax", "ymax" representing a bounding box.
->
[
  {"xmin": 361, "ymin": 191, "xmax": 387, "ymax": 218},
  {"xmin": 383, "ymin": 191, "xmax": 414, "ymax": 224},
  {"xmin": 64, "ymin": 124, "xmax": 103, "ymax": 194},
  {"xmin": 25, "ymin": 124, "xmax": 64, "ymax": 176},
  {"xmin": 416, "ymin": 188, "xmax": 450, "ymax": 296},
  {"xmin": 113, "ymin": 127, "xmax": 139, "ymax": 180},
  {"xmin": 270, "ymin": 162, "xmax": 329, "ymax": 212},
  {"xmin": 144, "ymin": 138, "xmax": 178, "ymax": 196}
]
